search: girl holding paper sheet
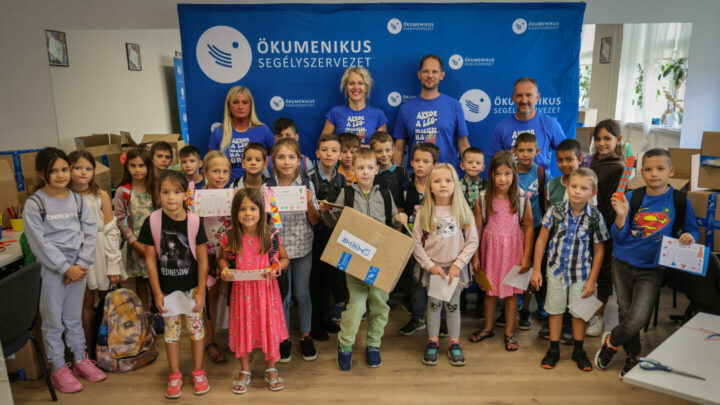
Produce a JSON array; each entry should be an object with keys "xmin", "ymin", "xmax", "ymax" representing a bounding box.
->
[
  {"xmin": 469, "ymin": 151, "xmax": 534, "ymax": 352},
  {"xmin": 200, "ymin": 151, "xmax": 232, "ymax": 364},
  {"xmin": 219, "ymin": 188, "xmax": 290, "ymax": 393},
  {"xmin": 262, "ymin": 137, "xmax": 320, "ymax": 363},
  {"xmin": 412, "ymin": 164, "xmax": 478, "ymax": 366}
]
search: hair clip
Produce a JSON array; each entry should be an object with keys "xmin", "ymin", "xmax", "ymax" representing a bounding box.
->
[{"xmin": 119, "ymin": 152, "xmax": 127, "ymax": 165}]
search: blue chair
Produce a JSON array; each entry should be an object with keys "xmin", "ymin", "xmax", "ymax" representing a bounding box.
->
[{"xmin": 0, "ymin": 263, "xmax": 57, "ymax": 401}]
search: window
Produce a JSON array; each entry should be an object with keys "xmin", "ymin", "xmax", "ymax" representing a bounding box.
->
[
  {"xmin": 616, "ymin": 23, "xmax": 692, "ymax": 130},
  {"xmin": 579, "ymin": 24, "xmax": 595, "ymax": 109}
]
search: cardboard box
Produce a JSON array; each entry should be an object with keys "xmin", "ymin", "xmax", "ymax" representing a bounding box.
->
[
  {"xmin": 629, "ymin": 148, "xmax": 698, "ymax": 192},
  {"xmin": 75, "ymin": 134, "xmax": 124, "ymax": 188},
  {"xmin": 578, "ymin": 108, "xmax": 598, "ymax": 127},
  {"xmin": 0, "ymin": 149, "xmax": 40, "ymax": 204},
  {"xmin": 688, "ymin": 190, "xmax": 720, "ymax": 252},
  {"xmin": 119, "ymin": 130, "xmax": 139, "ymax": 152},
  {"xmin": 575, "ymin": 126, "xmax": 594, "ymax": 152},
  {"xmin": 140, "ymin": 134, "xmax": 185, "ymax": 165},
  {"xmin": 0, "ymin": 160, "xmax": 19, "ymax": 228},
  {"xmin": 320, "ymin": 208, "xmax": 415, "ymax": 293},
  {"xmin": 95, "ymin": 161, "xmax": 111, "ymax": 193},
  {"xmin": 698, "ymin": 131, "xmax": 720, "ymax": 190}
]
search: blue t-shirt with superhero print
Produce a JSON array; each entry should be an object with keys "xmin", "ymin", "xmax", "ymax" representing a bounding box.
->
[
  {"xmin": 611, "ymin": 187, "xmax": 700, "ymax": 268},
  {"xmin": 326, "ymin": 104, "xmax": 388, "ymax": 145},
  {"xmin": 208, "ymin": 125, "xmax": 274, "ymax": 180},
  {"xmin": 392, "ymin": 93, "xmax": 469, "ymax": 171},
  {"xmin": 488, "ymin": 112, "xmax": 565, "ymax": 170}
]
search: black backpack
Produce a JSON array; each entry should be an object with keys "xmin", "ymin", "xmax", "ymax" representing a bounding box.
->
[
  {"xmin": 342, "ymin": 184, "xmax": 394, "ymax": 227},
  {"xmin": 628, "ymin": 186, "xmax": 686, "ymax": 238}
]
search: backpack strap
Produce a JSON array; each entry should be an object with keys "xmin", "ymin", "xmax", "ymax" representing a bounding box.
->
[
  {"xmin": 120, "ymin": 182, "xmax": 132, "ymax": 210},
  {"xmin": 549, "ymin": 201, "xmax": 565, "ymax": 237},
  {"xmin": 343, "ymin": 185, "xmax": 355, "ymax": 209},
  {"xmin": 395, "ymin": 166, "xmax": 406, "ymax": 188},
  {"xmin": 149, "ymin": 209, "xmax": 163, "ymax": 257},
  {"xmin": 537, "ymin": 165, "xmax": 546, "ymax": 213},
  {"xmin": 26, "ymin": 193, "xmax": 46, "ymax": 221},
  {"xmin": 518, "ymin": 189, "xmax": 527, "ymax": 229},
  {"xmin": 72, "ymin": 191, "xmax": 83, "ymax": 223},
  {"xmin": 672, "ymin": 189, "xmax": 687, "ymax": 238},
  {"xmin": 267, "ymin": 229, "xmax": 280, "ymax": 264},
  {"xmin": 187, "ymin": 211, "xmax": 199, "ymax": 260},
  {"xmin": 378, "ymin": 184, "xmax": 393, "ymax": 227},
  {"xmin": 628, "ymin": 186, "xmax": 646, "ymax": 229}
]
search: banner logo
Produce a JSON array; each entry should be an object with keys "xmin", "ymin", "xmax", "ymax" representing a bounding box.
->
[
  {"xmin": 449, "ymin": 54, "xmax": 464, "ymax": 70},
  {"xmin": 196, "ymin": 26, "xmax": 252, "ymax": 83},
  {"xmin": 387, "ymin": 18, "xmax": 402, "ymax": 34},
  {"xmin": 460, "ymin": 89, "xmax": 491, "ymax": 122},
  {"xmin": 387, "ymin": 91, "xmax": 402, "ymax": 107},
  {"xmin": 270, "ymin": 96, "xmax": 285, "ymax": 111},
  {"xmin": 512, "ymin": 18, "xmax": 528, "ymax": 34}
]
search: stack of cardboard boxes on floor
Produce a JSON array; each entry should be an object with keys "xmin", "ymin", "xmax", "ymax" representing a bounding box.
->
[{"xmin": 690, "ymin": 131, "xmax": 720, "ymax": 252}]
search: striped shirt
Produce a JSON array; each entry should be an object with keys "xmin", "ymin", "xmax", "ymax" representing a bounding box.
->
[{"xmin": 543, "ymin": 201, "xmax": 609, "ymax": 286}]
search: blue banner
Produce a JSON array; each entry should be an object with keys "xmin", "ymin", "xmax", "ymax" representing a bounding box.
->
[
  {"xmin": 173, "ymin": 57, "xmax": 189, "ymax": 144},
  {"xmin": 178, "ymin": 3, "xmax": 584, "ymax": 170}
]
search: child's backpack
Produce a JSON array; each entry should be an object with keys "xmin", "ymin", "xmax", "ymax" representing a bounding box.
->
[
  {"xmin": 96, "ymin": 288, "xmax": 158, "ymax": 372},
  {"xmin": 478, "ymin": 188, "xmax": 527, "ymax": 228},
  {"xmin": 343, "ymin": 184, "xmax": 394, "ymax": 226}
]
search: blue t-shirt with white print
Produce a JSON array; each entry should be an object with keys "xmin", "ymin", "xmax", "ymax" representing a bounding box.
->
[
  {"xmin": 392, "ymin": 93, "xmax": 469, "ymax": 172},
  {"xmin": 326, "ymin": 104, "xmax": 388, "ymax": 145},
  {"xmin": 612, "ymin": 187, "xmax": 700, "ymax": 268},
  {"xmin": 518, "ymin": 163, "xmax": 543, "ymax": 227}
]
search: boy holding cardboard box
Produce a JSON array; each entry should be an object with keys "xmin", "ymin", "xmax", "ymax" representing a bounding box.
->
[{"xmin": 319, "ymin": 148, "xmax": 407, "ymax": 370}]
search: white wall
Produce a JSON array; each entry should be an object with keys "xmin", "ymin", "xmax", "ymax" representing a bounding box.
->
[
  {"xmin": 50, "ymin": 29, "xmax": 181, "ymax": 151},
  {"xmin": 588, "ymin": 24, "xmax": 623, "ymax": 124},
  {"xmin": 1, "ymin": 0, "xmax": 719, "ymax": 151}
]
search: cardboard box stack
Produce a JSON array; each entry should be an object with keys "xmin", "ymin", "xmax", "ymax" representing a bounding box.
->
[
  {"xmin": 691, "ymin": 131, "xmax": 720, "ymax": 252},
  {"xmin": 628, "ymin": 147, "xmax": 697, "ymax": 192},
  {"xmin": 0, "ymin": 160, "xmax": 19, "ymax": 228},
  {"xmin": 0, "ymin": 149, "xmax": 41, "ymax": 205},
  {"xmin": 577, "ymin": 108, "xmax": 598, "ymax": 127},
  {"xmin": 74, "ymin": 134, "xmax": 123, "ymax": 188},
  {"xmin": 320, "ymin": 207, "xmax": 415, "ymax": 293},
  {"xmin": 140, "ymin": 134, "xmax": 185, "ymax": 166}
]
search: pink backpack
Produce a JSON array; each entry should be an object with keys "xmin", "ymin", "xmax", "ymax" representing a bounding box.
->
[{"xmin": 149, "ymin": 209, "xmax": 200, "ymax": 259}]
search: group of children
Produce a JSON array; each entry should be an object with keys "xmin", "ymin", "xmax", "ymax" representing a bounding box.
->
[{"xmin": 21, "ymin": 117, "xmax": 700, "ymax": 399}]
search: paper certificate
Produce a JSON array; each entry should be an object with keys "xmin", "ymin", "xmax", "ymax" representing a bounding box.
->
[
  {"xmin": 568, "ymin": 295, "xmax": 603, "ymax": 322},
  {"xmin": 163, "ymin": 291, "xmax": 198, "ymax": 317},
  {"xmin": 226, "ymin": 269, "xmax": 270, "ymax": 281},
  {"xmin": 658, "ymin": 236, "xmax": 708, "ymax": 276},
  {"xmin": 428, "ymin": 274, "xmax": 460, "ymax": 302},
  {"xmin": 194, "ymin": 189, "xmax": 233, "ymax": 217},
  {"xmin": 264, "ymin": 186, "xmax": 307, "ymax": 212},
  {"xmin": 501, "ymin": 265, "xmax": 532, "ymax": 291}
]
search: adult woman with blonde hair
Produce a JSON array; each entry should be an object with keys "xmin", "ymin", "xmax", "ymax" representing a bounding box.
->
[
  {"xmin": 321, "ymin": 66, "xmax": 387, "ymax": 145},
  {"xmin": 209, "ymin": 86, "xmax": 274, "ymax": 180}
]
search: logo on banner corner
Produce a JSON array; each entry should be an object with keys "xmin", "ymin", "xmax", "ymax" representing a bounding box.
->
[
  {"xmin": 196, "ymin": 26, "xmax": 252, "ymax": 83},
  {"xmin": 270, "ymin": 96, "xmax": 285, "ymax": 111},
  {"xmin": 449, "ymin": 54, "xmax": 463, "ymax": 70},
  {"xmin": 460, "ymin": 89, "xmax": 491, "ymax": 123},
  {"xmin": 512, "ymin": 18, "xmax": 528, "ymax": 34},
  {"xmin": 387, "ymin": 92, "xmax": 402, "ymax": 107},
  {"xmin": 387, "ymin": 18, "xmax": 402, "ymax": 34}
]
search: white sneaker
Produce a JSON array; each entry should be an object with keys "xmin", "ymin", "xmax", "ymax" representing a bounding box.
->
[{"xmin": 585, "ymin": 315, "xmax": 605, "ymax": 337}]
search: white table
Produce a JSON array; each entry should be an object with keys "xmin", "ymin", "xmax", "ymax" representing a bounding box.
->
[
  {"xmin": 0, "ymin": 230, "xmax": 23, "ymax": 268},
  {"xmin": 624, "ymin": 312, "xmax": 720, "ymax": 404}
]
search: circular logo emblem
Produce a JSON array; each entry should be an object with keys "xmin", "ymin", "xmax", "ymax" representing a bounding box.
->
[
  {"xmin": 387, "ymin": 18, "xmax": 402, "ymax": 35},
  {"xmin": 196, "ymin": 26, "xmax": 252, "ymax": 83},
  {"xmin": 512, "ymin": 18, "xmax": 528, "ymax": 35},
  {"xmin": 270, "ymin": 96, "xmax": 285, "ymax": 111},
  {"xmin": 387, "ymin": 92, "xmax": 402, "ymax": 107},
  {"xmin": 460, "ymin": 89, "xmax": 492, "ymax": 123},
  {"xmin": 448, "ymin": 54, "xmax": 464, "ymax": 70}
]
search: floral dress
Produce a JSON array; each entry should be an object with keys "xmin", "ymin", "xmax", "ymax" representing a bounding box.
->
[
  {"xmin": 126, "ymin": 190, "xmax": 153, "ymax": 278},
  {"xmin": 223, "ymin": 230, "xmax": 288, "ymax": 361}
]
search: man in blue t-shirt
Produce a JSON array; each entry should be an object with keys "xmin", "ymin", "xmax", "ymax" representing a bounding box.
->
[
  {"xmin": 392, "ymin": 55, "xmax": 470, "ymax": 172},
  {"xmin": 487, "ymin": 77, "xmax": 565, "ymax": 170}
]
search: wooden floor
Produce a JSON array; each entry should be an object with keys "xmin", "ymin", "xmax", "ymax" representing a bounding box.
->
[{"xmin": 11, "ymin": 288, "xmax": 695, "ymax": 405}]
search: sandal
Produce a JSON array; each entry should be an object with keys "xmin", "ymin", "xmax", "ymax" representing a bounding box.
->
[
  {"xmin": 205, "ymin": 343, "xmax": 227, "ymax": 363},
  {"xmin": 231, "ymin": 371, "xmax": 251, "ymax": 394},
  {"xmin": 504, "ymin": 334, "xmax": 519, "ymax": 352},
  {"xmin": 469, "ymin": 329, "xmax": 495, "ymax": 343},
  {"xmin": 264, "ymin": 368, "xmax": 284, "ymax": 391}
]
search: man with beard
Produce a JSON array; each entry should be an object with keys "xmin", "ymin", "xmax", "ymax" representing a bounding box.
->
[
  {"xmin": 392, "ymin": 54, "xmax": 470, "ymax": 172},
  {"xmin": 487, "ymin": 77, "xmax": 565, "ymax": 170}
]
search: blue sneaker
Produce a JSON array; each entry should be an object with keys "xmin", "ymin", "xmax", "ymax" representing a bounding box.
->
[
  {"xmin": 366, "ymin": 347, "xmax": 382, "ymax": 368},
  {"xmin": 337, "ymin": 344, "xmax": 352, "ymax": 371},
  {"xmin": 330, "ymin": 303, "xmax": 346, "ymax": 323}
]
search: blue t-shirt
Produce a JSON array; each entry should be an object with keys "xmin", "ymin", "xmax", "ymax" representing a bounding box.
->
[
  {"xmin": 488, "ymin": 112, "xmax": 565, "ymax": 170},
  {"xmin": 612, "ymin": 187, "xmax": 700, "ymax": 268},
  {"xmin": 208, "ymin": 125, "xmax": 274, "ymax": 180},
  {"xmin": 392, "ymin": 93, "xmax": 469, "ymax": 171},
  {"xmin": 326, "ymin": 104, "xmax": 388, "ymax": 145},
  {"xmin": 518, "ymin": 164, "xmax": 542, "ymax": 227}
]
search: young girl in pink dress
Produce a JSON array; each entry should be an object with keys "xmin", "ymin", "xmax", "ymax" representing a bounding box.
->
[
  {"xmin": 469, "ymin": 151, "xmax": 534, "ymax": 351},
  {"xmin": 219, "ymin": 188, "xmax": 289, "ymax": 394}
]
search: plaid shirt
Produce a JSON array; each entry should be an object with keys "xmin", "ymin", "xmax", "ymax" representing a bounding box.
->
[
  {"xmin": 460, "ymin": 177, "xmax": 486, "ymax": 210},
  {"xmin": 544, "ymin": 201, "xmax": 609, "ymax": 286},
  {"xmin": 261, "ymin": 176, "xmax": 319, "ymax": 259}
]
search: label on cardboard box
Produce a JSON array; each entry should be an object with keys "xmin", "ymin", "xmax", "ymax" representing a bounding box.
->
[{"xmin": 337, "ymin": 230, "xmax": 377, "ymax": 261}]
